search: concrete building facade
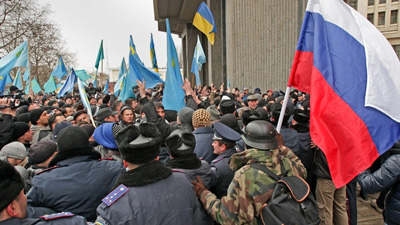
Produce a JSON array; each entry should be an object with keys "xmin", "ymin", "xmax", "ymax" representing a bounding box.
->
[
  {"xmin": 357, "ymin": 0, "xmax": 400, "ymax": 58},
  {"xmin": 153, "ymin": 0, "xmax": 307, "ymax": 92}
]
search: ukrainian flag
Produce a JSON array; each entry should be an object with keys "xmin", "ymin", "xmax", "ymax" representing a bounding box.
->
[{"xmin": 193, "ymin": 2, "xmax": 217, "ymax": 45}]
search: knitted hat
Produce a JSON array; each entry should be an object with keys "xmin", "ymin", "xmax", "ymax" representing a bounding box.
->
[
  {"xmin": 12, "ymin": 122, "xmax": 30, "ymax": 140},
  {"xmin": 219, "ymin": 114, "xmax": 241, "ymax": 134},
  {"xmin": 115, "ymin": 123, "xmax": 161, "ymax": 164},
  {"xmin": 178, "ymin": 107, "xmax": 194, "ymax": 124},
  {"xmin": 53, "ymin": 121, "xmax": 73, "ymax": 137},
  {"xmin": 57, "ymin": 126, "xmax": 89, "ymax": 152},
  {"xmin": 81, "ymin": 124, "xmax": 96, "ymax": 137},
  {"xmin": 29, "ymin": 108, "xmax": 44, "ymax": 125},
  {"xmin": 0, "ymin": 142, "xmax": 26, "ymax": 160},
  {"xmin": 206, "ymin": 106, "xmax": 220, "ymax": 122},
  {"xmin": 0, "ymin": 160, "xmax": 25, "ymax": 211},
  {"xmin": 165, "ymin": 129, "xmax": 196, "ymax": 157},
  {"xmin": 192, "ymin": 109, "xmax": 211, "ymax": 127},
  {"xmin": 93, "ymin": 123, "xmax": 118, "ymax": 149},
  {"xmin": 29, "ymin": 140, "xmax": 57, "ymax": 164},
  {"xmin": 17, "ymin": 113, "xmax": 30, "ymax": 123}
]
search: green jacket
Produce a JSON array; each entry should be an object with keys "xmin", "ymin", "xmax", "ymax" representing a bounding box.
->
[{"xmin": 200, "ymin": 146, "xmax": 307, "ymax": 225}]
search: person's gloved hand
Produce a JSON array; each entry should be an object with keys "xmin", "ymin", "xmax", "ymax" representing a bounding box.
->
[{"xmin": 191, "ymin": 175, "xmax": 207, "ymax": 198}]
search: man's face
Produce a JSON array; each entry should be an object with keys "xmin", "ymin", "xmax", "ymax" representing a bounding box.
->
[
  {"xmin": 20, "ymin": 129, "xmax": 33, "ymax": 143},
  {"xmin": 65, "ymin": 107, "xmax": 74, "ymax": 117},
  {"xmin": 121, "ymin": 109, "xmax": 134, "ymax": 124},
  {"xmin": 131, "ymin": 100, "xmax": 138, "ymax": 109},
  {"xmin": 38, "ymin": 111, "xmax": 50, "ymax": 126},
  {"xmin": 116, "ymin": 102, "xmax": 123, "ymax": 112},
  {"xmin": 248, "ymin": 100, "xmax": 258, "ymax": 109},
  {"xmin": 212, "ymin": 141, "xmax": 224, "ymax": 155},
  {"xmin": 52, "ymin": 115, "xmax": 66, "ymax": 130},
  {"xmin": 65, "ymin": 98, "xmax": 73, "ymax": 104},
  {"xmin": 76, "ymin": 113, "xmax": 90, "ymax": 124},
  {"xmin": 244, "ymin": 89, "xmax": 249, "ymax": 95},
  {"xmin": 7, "ymin": 157, "xmax": 23, "ymax": 166},
  {"xmin": 156, "ymin": 107, "xmax": 165, "ymax": 119},
  {"xmin": 90, "ymin": 98, "xmax": 97, "ymax": 105}
]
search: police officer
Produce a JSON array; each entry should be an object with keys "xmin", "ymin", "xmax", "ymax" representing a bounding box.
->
[
  {"xmin": 0, "ymin": 160, "xmax": 87, "ymax": 225},
  {"xmin": 95, "ymin": 123, "xmax": 211, "ymax": 225},
  {"xmin": 209, "ymin": 122, "xmax": 241, "ymax": 198}
]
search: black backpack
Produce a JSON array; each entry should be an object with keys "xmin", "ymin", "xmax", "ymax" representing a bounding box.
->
[{"xmin": 250, "ymin": 163, "xmax": 320, "ymax": 225}]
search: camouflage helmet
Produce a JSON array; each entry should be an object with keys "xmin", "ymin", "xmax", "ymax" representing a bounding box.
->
[{"xmin": 242, "ymin": 120, "xmax": 278, "ymax": 150}]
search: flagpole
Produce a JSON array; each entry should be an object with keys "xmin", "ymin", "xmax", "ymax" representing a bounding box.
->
[
  {"xmin": 276, "ymin": 86, "xmax": 291, "ymax": 133},
  {"xmin": 28, "ymin": 39, "xmax": 32, "ymax": 94}
]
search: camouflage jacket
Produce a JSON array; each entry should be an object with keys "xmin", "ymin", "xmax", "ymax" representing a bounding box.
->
[{"xmin": 200, "ymin": 146, "xmax": 306, "ymax": 225}]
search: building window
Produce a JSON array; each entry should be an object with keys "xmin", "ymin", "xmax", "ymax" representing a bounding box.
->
[
  {"xmin": 392, "ymin": 0, "xmax": 398, "ymax": 2},
  {"xmin": 379, "ymin": 0, "xmax": 386, "ymax": 3},
  {"xmin": 378, "ymin": 12, "xmax": 385, "ymax": 25},
  {"xmin": 368, "ymin": 13, "xmax": 375, "ymax": 23},
  {"xmin": 368, "ymin": 0, "xmax": 375, "ymax": 5},
  {"xmin": 391, "ymin": 10, "xmax": 398, "ymax": 24},
  {"xmin": 393, "ymin": 45, "xmax": 400, "ymax": 59}
]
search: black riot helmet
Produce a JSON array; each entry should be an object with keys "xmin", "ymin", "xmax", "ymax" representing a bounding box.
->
[{"xmin": 242, "ymin": 120, "xmax": 278, "ymax": 150}]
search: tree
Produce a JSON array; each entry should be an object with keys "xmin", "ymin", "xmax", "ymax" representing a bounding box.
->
[{"xmin": 0, "ymin": 0, "xmax": 76, "ymax": 88}]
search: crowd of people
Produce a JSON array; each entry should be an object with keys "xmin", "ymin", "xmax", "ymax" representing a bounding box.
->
[{"xmin": 0, "ymin": 78, "xmax": 398, "ymax": 225}]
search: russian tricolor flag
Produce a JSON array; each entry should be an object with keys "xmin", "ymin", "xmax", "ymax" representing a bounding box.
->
[{"xmin": 289, "ymin": 0, "xmax": 400, "ymax": 187}]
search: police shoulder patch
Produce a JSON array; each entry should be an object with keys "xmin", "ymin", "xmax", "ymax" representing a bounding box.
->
[
  {"xmin": 40, "ymin": 212, "xmax": 75, "ymax": 220},
  {"xmin": 102, "ymin": 184, "xmax": 129, "ymax": 206}
]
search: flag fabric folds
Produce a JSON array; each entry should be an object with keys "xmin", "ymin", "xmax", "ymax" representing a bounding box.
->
[
  {"xmin": 150, "ymin": 33, "xmax": 159, "ymax": 73},
  {"xmin": 127, "ymin": 35, "xmax": 163, "ymax": 90},
  {"xmin": 58, "ymin": 69, "xmax": 77, "ymax": 97},
  {"xmin": 114, "ymin": 73, "xmax": 125, "ymax": 97},
  {"xmin": 44, "ymin": 75, "xmax": 57, "ymax": 93},
  {"xmin": 51, "ymin": 56, "xmax": 67, "ymax": 79},
  {"xmin": 193, "ymin": 2, "xmax": 217, "ymax": 45},
  {"xmin": 13, "ymin": 68, "xmax": 23, "ymax": 90},
  {"xmin": 95, "ymin": 40, "xmax": 104, "ymax": 70},
  {"xmin": 31, "ymin": 78, "xmax": 42, "ymax": 94},
  {"xmin": 74, "ymin": 70, "xmax": 91, "ymax": 81},
  {"xmin": 118, "ymin": 57, "xmax": 127, "ymax": 80},
  {"xmin": 23, "ymin": 67, "xmax": 30, "ymax": 81},
  {"xmin": 288, "ymin": 0, "xmax": 400, "ymax": 187},
  {"xmin": 163, "ymin": 18, "xmax": 185, "ymax": 112},
  {"xmin": 0, "ymin": 74, "xmax": 12, "ymax": 92},
  {"xmin": 191, "ymin": 36, "xmax": 206, "ymax": 86},
  {"xmin": 77, "ymin": 76, "xmax": 95, "ymax": 126},
  {"xmin": 0, "ymin": 40, "xmax": 29, "ymax": 81},
  {"xmin": 103, "ymin": 79, "xmax": 109, "ymax": 94},
  {"xmin": 118, "ymin": 74, "xmax": 135, "ymax": 102}
]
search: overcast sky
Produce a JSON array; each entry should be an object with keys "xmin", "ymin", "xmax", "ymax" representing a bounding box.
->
[{"xmin": 37, "ymin": 0, "xmax": 181, "ymax": 73}]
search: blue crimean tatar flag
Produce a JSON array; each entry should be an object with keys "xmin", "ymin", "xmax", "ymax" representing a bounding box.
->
[
  {"xmin": 191, "ymin": 36, "xmax": 206, "ymax": 86},
  {"xmin": 51, "ymin": 56, "xmax": 67, "ymax": 78},
  {"xmin": 150, "ymin": 33, "xmax": 159, "ymax": 73},
  {"xmin": 163, "ymin": 18, "xmax": 185, "ymax": 112},
  {"xmin": 58, "ymin": 69, "xmax": 77, "ymax": 97}
]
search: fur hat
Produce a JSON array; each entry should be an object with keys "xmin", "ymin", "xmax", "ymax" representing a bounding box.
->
[
  {"xmin": 29, "ymin": 108, "xmax": 44, "ymax": 125},
  {"xmin": 0, "ymin": 160, "xmax": 25, "ymax": 211},
  {"xmin": 293, "ymin": 109, "xmax": 310, "ymax": 124},
  {"xmin": 165, "ymin": 129, "xmax": 196, "ymax": 157},
  {"xmin": 192, "ymin": 109, "xmax": 211, "ymax": 128},
  {"xmin": 220, "ymin": 100, "xmax": 235, "ymax": 115},
  {"xmin": 57, "ymin": 126, "xmax": 89, "ymax": 152},
  {"xmin": 115, "ymin": 123, "xmax": 161, "ymax": 164},
  {"xmin": 241, "ymin": 110, "xmax": 262, "ymax": 126}
]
